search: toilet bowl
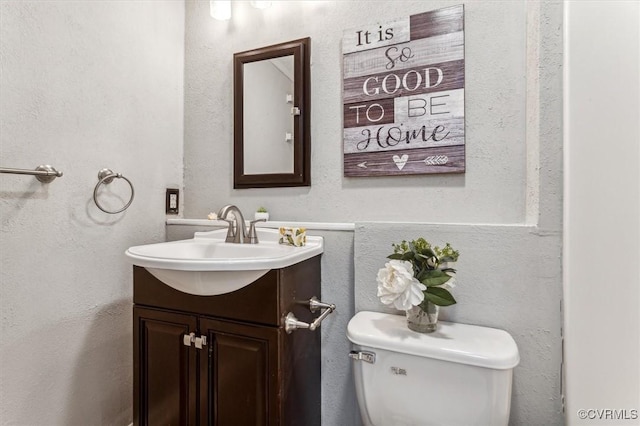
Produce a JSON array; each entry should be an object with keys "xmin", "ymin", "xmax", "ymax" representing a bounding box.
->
[{"xmin": 347, "ymin": 311, "xmax": 520, "ymax": 426}]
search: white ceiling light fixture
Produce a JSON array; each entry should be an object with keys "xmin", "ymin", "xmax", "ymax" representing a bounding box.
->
[
  {"xmin": 210, "ymin": 1, "xmax": 231, "ymax": 20},
  {"xmin": 250, "ymin": 1, "xmax": 272, "ymax": 9}
]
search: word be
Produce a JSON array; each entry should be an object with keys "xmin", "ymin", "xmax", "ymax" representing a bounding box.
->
[{"xmin": 348, "ymin": 94, "xmax": 450, "ymax": 126}]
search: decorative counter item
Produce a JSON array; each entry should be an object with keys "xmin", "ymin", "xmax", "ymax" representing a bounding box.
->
[
  {"xmin": 255, "ymin": 207, "xmax": 269, "ymax": 221},
  {"xmin": 376, "ymin": 238, "xmax": 459, "ymax": 333},
  {"xmin": 279, "ymin": 227, "xmax": 307, "ymax": 247}
]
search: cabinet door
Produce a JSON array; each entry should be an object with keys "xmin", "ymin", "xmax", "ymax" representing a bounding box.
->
[
  {"xmin": 199, "ymin": 318, "xmax": 280, "ymax": 426},
  {"xmin": 134, "ymin": 307, "xmax": 198, "ymax": 426}
]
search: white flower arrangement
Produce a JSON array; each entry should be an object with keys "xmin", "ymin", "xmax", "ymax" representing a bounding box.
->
[
  {"xmin": 376, "ymin": 260, "xmax": 426, "ymax": 310},
  {"xmin": 376, "ymin": 238, "xmax": 459, "ymax": 311}
]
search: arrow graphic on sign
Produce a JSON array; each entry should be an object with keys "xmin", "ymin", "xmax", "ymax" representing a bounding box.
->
[
  {"xmin": 424, "ymin": 155, "xmax": 449, "ymax": 165},
  {"xmin": 353, "ymin": 155, "xmax": 451, "ymax": 171}
]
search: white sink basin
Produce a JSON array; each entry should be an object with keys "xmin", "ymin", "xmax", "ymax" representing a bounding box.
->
[{"xmin": 125, "ymin": 228, "xmax": 323, "ymax": 296}]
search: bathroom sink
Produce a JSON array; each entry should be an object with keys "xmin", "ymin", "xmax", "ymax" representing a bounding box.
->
[{"xmin": 125, "ymin": 228, "xmax": 323, "ymax": 296}]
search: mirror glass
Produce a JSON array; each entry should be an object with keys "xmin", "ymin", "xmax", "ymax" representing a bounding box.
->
[
  {"xmin": 243, "ymin": 55, "xmax": 294, "ymax": 174},
  {"xmin": 234, "ymin": 38, "xmax": 310, "ymax": 188}
]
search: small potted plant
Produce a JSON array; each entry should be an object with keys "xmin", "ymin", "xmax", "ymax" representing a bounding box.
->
[
  {"xmin": 376, "ymin": 238, "xmax": 459, "ymax": 333},
  {"xmin": 255, "ymin": 206, "xmax": 269, "ymax": 221}
]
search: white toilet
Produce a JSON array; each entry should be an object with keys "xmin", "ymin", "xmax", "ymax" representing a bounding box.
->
[{"xmin": 347, "ymin": 311, "xmax": 520, "ymax": 426}]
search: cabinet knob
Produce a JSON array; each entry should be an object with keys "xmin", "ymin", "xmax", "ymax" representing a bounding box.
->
[
  {"xmin": 194, "ymin": 336, "xmax": 207, "ymax": 349},
  {"xmin": 183, "ymin": 332, "xmax": 195, "ymax": 347},
  {"xmin": 183, "ymin": 332, "xmax": 207, "ymax": 349}
]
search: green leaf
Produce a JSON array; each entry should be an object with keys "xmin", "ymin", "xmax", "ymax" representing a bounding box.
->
[
  {"xmin": 440, "ymin": 256, "xmax": 456, "ymax": 263},
  {"xmin": 420, "ymin": 270, "xmax": 452, "ymax": 287},
  {"xmin": 401, "ymin": 251, "xmax": 414, "ymax": 261},
  {"xmin": 418, "ymin": 248, "xmax": 436, "ymax": 258},
  {"xmin": 424, "ymin": 287, "xmax": 457, "ymax": 306},
  {"xmin": 414, "ymin": 253, "xmax": 431, "ymax": 262},
  {"xmin": 386, "ymin": 251, "xmax": 415, "ymax": 262}
]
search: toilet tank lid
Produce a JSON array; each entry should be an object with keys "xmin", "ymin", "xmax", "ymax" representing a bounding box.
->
[{"xmin": 347, "ymin": 311, "xmax": 520, "ymax": 370}]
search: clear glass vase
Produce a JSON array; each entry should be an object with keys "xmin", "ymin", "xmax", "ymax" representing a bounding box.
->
[{"xmin": 406, "ymin": 302, "xmax": 439, "ymax": 333}]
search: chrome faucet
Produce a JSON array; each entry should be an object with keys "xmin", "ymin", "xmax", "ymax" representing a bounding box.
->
[{"xmin": 217, "ymin": 204, "xmax": 265, "ymax": 244}]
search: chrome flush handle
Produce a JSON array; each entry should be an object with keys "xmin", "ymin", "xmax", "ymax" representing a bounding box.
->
[{"xmin": 349, "ymin": 351, "xmax": 376, "ymax": 364}]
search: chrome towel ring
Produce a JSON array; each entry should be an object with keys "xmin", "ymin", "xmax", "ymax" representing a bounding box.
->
[{"xmin": 93, "ymin": 168, "xmax": 135, "ymax": 214}]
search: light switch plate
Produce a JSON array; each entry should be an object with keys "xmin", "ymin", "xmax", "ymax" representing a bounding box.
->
[{"xmin": 166, "ymin": 188, "xmax": 179, "ymax": 214}]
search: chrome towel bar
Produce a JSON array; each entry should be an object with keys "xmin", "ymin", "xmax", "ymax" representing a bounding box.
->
[
  {"xmin": 284, "ymin": 297, "xmax": 336, "ymax": 334},
  {"xmin": 0, "ymin": 165, "xmax": 63, "ymax": 183}
]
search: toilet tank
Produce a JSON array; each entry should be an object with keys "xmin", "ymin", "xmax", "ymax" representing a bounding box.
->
[{"xmin": 347, "ymin": 311, "xmax": 520, "ymax": 426}]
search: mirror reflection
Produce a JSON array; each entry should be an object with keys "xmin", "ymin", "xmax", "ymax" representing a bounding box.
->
[{"xmin": 243, "ymin": 55, "xmax": 295, "ymax": 174}]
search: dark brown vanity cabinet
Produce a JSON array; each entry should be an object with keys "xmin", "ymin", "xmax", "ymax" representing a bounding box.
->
[
  {"xmin": 133, "ymin": 256, "xmax": 321, "ymax": 426},
  {"xmin": 134, "ymin": 308, "xmax": 198, "ymax": 425}
]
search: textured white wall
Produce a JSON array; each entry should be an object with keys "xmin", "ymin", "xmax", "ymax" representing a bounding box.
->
[
  {"xmin": 183, "ymin": 1, "xmax": 564, "ymax": 425},
  {"xmin": 564, "ymin": 2, "xmax": 640, "ymax": 424},
  {"xmin": 354, "ymin": 223, "xmax": 563, "ymax": 425},
  {"xmin": 0, "ymin": 2, "xmax": 184, "ymax": 425},
  {"xmin": 184, "ymin": 0, "xmax": 530, "ymax": 223}
]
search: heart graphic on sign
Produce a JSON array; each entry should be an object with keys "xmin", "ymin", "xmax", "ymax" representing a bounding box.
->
[{"xmin": 392, "ymin": 154, "xmax": 409, "ymax": 170}]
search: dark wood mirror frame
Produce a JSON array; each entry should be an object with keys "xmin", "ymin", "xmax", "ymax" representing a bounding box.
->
[{"xmin": 233, "ymin": 37, "xmax": 311, "ymax": 189}]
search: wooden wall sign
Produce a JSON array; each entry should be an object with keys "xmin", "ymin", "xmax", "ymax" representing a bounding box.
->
[{"xmin": 342, "ymin": 5, "xmax": 465, "ymax": 177}]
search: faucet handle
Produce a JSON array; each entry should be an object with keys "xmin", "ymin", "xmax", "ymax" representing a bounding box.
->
[
  {"xmin": 221, "ymin": 219, "xmax": 236, "ymax": 243},
  {"xmin": 247, "ymin": 219, "xmax": 266, "ymax": 244}
]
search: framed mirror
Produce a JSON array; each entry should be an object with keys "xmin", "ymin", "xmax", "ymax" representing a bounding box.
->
[{"xmin": 234, "ymin": 37, "xmax": 311, "ymax": 188}]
